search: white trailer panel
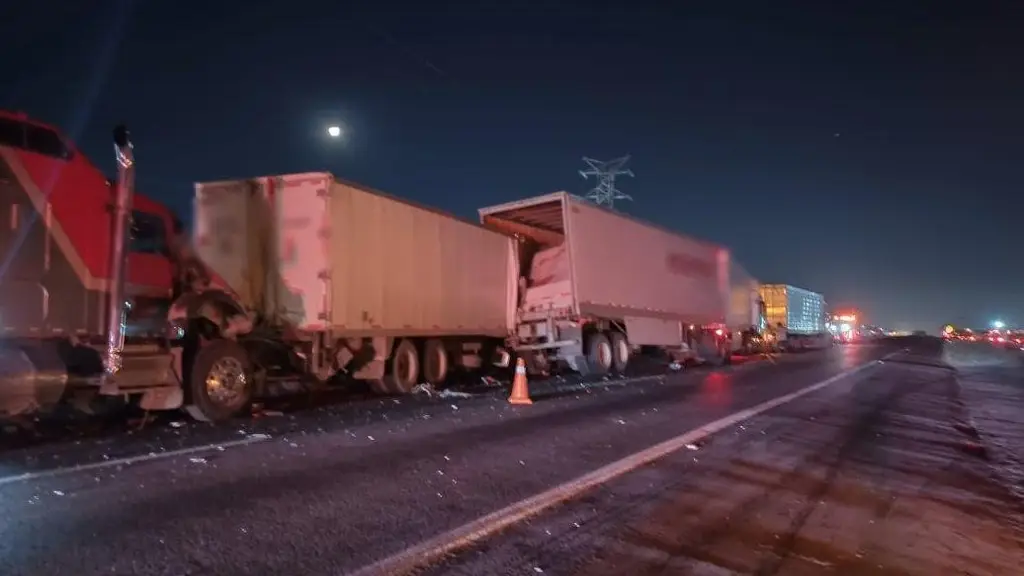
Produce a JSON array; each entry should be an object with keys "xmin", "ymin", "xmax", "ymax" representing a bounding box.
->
[
  {"xmin": 193, "ymin": 178, "xmax": 259, "ymax": 305},
  {"xmin": 726, "ymin": 258, "xmax": 761, "ymax": 331},
  {"xmin": 272, "ymin": 174, "xmax": 333, "ymax": 330},
  {"xmin": 194, "ymin": 174, "xmax": 333, "ymax": 328},
  {"xmin": 325, "ymin": 178, "xmax": 516, "ymax": 337},
  {"xmin": 568, "ymin": 195, "xmax": 726, "ymax": 325},
  {"xmin": 195, "ymin": 173, "xmax": 518, "ymax": 336},
  {"xmin": 479, "ymin": 192, "xmax": 728, "ymax": 328}
]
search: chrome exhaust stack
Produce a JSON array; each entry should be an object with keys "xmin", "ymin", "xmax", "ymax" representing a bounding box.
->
[{"xmin": 101, "ymin": 125, "xmax": 135, "ymax": 385}]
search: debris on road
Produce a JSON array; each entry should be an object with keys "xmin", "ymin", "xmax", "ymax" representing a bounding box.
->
[
  {"xmin": 412, "ymin": 383, "xmax": 475, "ymax": 399},
  {"xmin": 441, "ymin": 389, "xmax": 473, "ymax": 399},
  {"xmin": 250, "ymin": 403, "xmax": 285, "ymax": 418}
]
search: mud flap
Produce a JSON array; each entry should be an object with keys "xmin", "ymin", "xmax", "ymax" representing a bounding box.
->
[
  {"xmin": 141, "ymin": 387, "xmax": 184, "ymax": 411},
  {"xmin": 565, "ymin": 354, "xmax": 589, "ymax": 376},
  {"xmin": 554, "ymin": 336, "xmax": 587, "ymax": 375},
  {"xmin": 352, "ymin": 336, "xmax": 389, "ymax": 380},
  {"xmin": 491, "ymin": 348, "xmax": 511, "ymax": 368}
]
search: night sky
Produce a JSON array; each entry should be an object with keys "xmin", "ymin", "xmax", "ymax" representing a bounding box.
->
[{"xmin": 4, "ymin": 1, "xmax": 1022, "ymax": 332}]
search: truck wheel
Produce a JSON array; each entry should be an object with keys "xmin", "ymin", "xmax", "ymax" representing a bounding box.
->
[
  {"xmin": 384, "ymin": 338, "xmax": 420, "ymax": 394},
  {"xmin": 422, "ymin": 338, "xmax": 449, "ymax": 386},
  {"xmin": 610, "ymin": 331, "xmax": 630, "ymax": 373},
  {"xmin": 185, "ymin": 339, "xmax": 252, "ymax": 422},
  {"xmin": 586, "ymin": 332, "xmax": 613, "ymax": 376}
]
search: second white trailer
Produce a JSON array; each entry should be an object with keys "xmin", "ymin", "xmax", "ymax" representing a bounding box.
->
[{"xmin": 480, "ymin": 191, "xmax": 732, "ymax": 375}]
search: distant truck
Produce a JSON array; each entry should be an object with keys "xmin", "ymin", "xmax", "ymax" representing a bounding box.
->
[
  {"xmin": 759, "ymin": 284, "xmax": 832, "ymax": 351},
  {"xmin": 828, "ymin": 310, "xmax": 861, "ymax": 343},
  {"xmin": 479, "ymin": 192, "xmax": 734, "ymax": 375}
]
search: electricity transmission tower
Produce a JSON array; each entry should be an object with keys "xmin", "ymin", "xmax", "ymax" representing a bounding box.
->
[{"xmin": 579, "ymin": 155, "xmax": 634, "ymax": 209}]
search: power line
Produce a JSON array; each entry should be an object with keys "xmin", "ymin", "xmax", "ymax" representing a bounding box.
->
[{"xmin": 579, "ymin": 155, "xmax": 634, "ymax": 209}]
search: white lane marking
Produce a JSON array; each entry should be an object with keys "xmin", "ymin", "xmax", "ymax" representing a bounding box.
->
[
  {"xmin": 349, "ymin": 359, "xmax": 883, "ymax": 576},
  {"xmin": 0, "ymin": 435, "xmax": 272, "ymax": 487}
]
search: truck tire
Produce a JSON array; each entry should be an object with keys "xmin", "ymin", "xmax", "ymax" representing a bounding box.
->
[
  {"xmin": 185, "ymin": 339, "xmax": 252, "ymax": 422},
  {"xmin": 586, "ymin": 332, "xmax": 613, "ymax": 376},
  {"xmin": 384, "ymin": 338, "xmax": 420, "ymax": 394},
  {"xmin": 422, "ymin": 338, "xmax": 449, "ymax": 386},
  {"xmin": 610, "ymin": 331, "xmax": 630, "ymax": 374}
]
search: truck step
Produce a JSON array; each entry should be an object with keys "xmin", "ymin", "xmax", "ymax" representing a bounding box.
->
[
  {"xmin": 99, "ymin": 351, "xmax": 178, "ymax": 394},
  {"xmin": 97, "ymin": 351, "xmax": 184, "ymax": 411}
]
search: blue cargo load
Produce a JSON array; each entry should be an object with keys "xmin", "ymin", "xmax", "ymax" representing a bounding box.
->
[{"xmin": 759, "ymin": 284, "xmax": 827, "ymax": 335}]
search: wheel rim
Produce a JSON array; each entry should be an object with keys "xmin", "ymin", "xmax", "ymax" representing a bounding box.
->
[{"xmin": 205, "ymin": 357, "xmax": 247, "ymax": 407}]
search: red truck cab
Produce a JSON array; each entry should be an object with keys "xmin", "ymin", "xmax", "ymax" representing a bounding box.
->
[
  {"xmin": 0, "ymin": 110, "xmax": 182, "ymax": 416},
  {"xmin": 0, "ymin": 110, "xmax": 177, "ymax": 337}
]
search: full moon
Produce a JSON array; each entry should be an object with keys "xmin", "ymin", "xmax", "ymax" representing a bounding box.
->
[{"xmin": 327, "ymin": 125, "xmax": 342, "ymax": 138}]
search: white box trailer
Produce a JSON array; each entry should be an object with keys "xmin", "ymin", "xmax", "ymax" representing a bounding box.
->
[
  {"xmin": 193, "ymin": 172, "xmax": 518, "ymax": 393},
  {"xmin": 759, "ymin": 283, "xmax": 832, "ymax": 351},
  {"xmin": 479, "ymin": 191, "xmax": 732, "ymax": 374}
]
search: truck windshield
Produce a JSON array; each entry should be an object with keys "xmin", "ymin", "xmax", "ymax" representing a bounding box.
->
[
  {"xmin": 130, "ymin": 211, "xmax": 167, "ymax": 255},
  {"xmin": 0, "ymin": 117, "xmax": 73, "ymax": 160}
]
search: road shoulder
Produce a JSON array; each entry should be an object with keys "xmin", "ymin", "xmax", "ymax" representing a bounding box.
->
[{"xmin": 426, "ymin": 350, "xmax": 1024, "ymax": 575}]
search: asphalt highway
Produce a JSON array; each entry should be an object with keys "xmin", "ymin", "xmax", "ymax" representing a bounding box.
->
[
  {"xmin": 3, "ymin": 340, "xmax": 1017, "ymax": 575},
  {"xmin": 425, "ymin": 341, "xmax": 1024, "ymax": 575}
]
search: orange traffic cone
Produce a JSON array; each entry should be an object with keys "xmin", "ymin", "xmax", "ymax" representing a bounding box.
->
[{"xmin": 508, "ymin": 357, "xmax": 533, "ymax": 405}]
